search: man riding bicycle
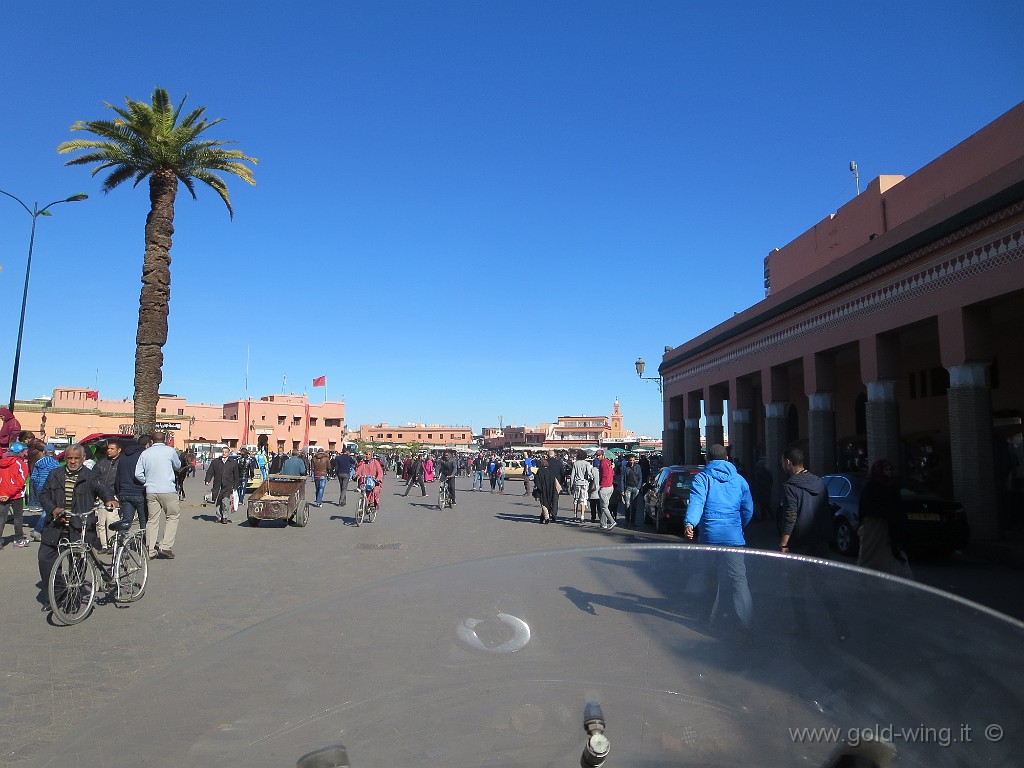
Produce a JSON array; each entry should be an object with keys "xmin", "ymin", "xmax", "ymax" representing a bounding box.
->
[
  {"xmin": 354, "ymin": 452, "xmax": 384, "ymax": 510},
  {"xmin": 437, "ymin": 450, "xmax": 457, "ymax": 509}
]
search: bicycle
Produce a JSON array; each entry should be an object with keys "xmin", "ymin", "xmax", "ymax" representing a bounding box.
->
[
  {"xmin": 438, "ymin": 478, "xmax": 454, "ymax": 510},
  {"xmin": 354, "ymin": 483, "xmax": 378, "ymax": 526},
  {"xmin": 47, "ymin": 509, "xmax": 149, "ymax": 625}
]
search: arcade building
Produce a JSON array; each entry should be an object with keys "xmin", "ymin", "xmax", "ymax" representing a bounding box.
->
[{"xmin": 660, "ymin": 102, "xmax": 1024, "ymax": 542}]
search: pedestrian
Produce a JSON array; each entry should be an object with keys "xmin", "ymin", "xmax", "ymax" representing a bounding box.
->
[
  {"xmin": 857, "ymin": 459, "xmax": 913, "ymax": 578},
  {"xmin": 92, "ymin": 439, "xmax": 123, "ymax": 550},
  {"xmin": 280, "ymin": 450, "xmax": 307, "ymax": 476},
  {"xmin": 135, "ymin": 431, "xmax": 183, "ymax": 559},
  {"xmin": 333, "ymin": 448, "xmax": 356, "ymax": 505},
  {"xmin": 28, "ymin": 445, "xmax": 60, "ymax": 541},
  {"xmin": 38, "ymin": 443, "xmax": 116, "ymax": 584},
  {"xmin": 778, "ymin": 447, "xmax": 831, "ymax": 557},
  {"xmin": 0, "ymin": 442, "xmax": 30, "ymax": 549},
  {"xmin": 532, "ymin": 457, "xmax": 561, "ymax": 524},
  {"xmin": 423, "ymin": 455, "xmax": 435, "ymax": 483},
  {"xmin": 620, "ymin": 455, "xmax": 644, "ymax": 527},
  {"xmin": 522, "ymin": 452, "xmax": 535, "ymax": 497},
  {"xmin": 546, "ymin": 450, "xmax": 565, "ymax": 495},
  {"xmin": 0, "ymin": 408, "xmax": 21, "ymax": 452},
  {"xmin": 403, "ymin": 454, "xmax": 427, "ymax": 497},
  {"xmin": 236, "ymin": 448, "xmax": 255, "ymax": 503},
  {"xmin": 570, "ymin": 450, "xmax": 596, "ymax": 523},
  {"xmin": 205, "ymin": 445, "xmax": 240, "ymax": 524},
  {"xmin": 595, "ymin": 450, "xmax": 616, "ymax": 530},
  {"xmin": 472, "ymin": 453, "xmax": 486, "ymax": 491},
  {"xmin": 115, "ymin": 435, "xmax": 152, "ymax": 532},
  {"xmin": 684, "ymin": 444, "xmax": 755, "ymax": 631},
  {"xmin": 310, "ymin": 448, "xmax": 331, "ymax": 506},
  {"xmin": 493, "ymin": 456, "xmax": 505, "ymax": 493}
]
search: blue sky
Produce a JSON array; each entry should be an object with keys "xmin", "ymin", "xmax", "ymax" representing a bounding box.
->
[{"xmin": 2, "ymin": 1, "xmax": 1023, "ymax": 437}]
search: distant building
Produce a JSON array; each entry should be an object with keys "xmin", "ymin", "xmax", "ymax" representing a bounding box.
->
[
  {"xmin": 12, "ymin": 388, "xmax": 346, "ymax": 453},
  {"xmin": 483, "ymin": 401, "xmax": 656, "ymax": 450},
  {"xmin": 354, "ymin": 423, "xmax": 474, "ymax": 448}
]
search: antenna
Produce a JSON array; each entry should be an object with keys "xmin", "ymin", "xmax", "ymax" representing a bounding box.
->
[{"xmin": 849, "ymin": 161, "xmax": 860, "ymax": 195}]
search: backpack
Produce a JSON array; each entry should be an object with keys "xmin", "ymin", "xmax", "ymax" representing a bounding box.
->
[{"xmin": 364, "ymin": 476, "xmax": 376, "ymax": 490}]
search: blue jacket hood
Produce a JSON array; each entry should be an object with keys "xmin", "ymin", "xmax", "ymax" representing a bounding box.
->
[{"xmin": 705, "ymin": 459, "xmax": 738, "ymax": 484}]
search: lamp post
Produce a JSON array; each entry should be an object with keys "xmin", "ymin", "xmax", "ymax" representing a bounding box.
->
[
  {"xmin": 634, "ymin": 358, "xmax": 663, "ymax": 395},
  {"xmin": 0, "ymin": 189, "xmax": 88, "ymax": 410}
]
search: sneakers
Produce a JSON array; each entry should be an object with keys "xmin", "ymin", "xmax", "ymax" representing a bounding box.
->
[
  {"xmin": 29, "ymin": 530, "xmax": 41, "ymax": 541},
  {"xmin": 13, "ymin": 538, "xmax": 30, "ymax": 548},
  {"xmin": 601, "ymin": 521, "xmax": 617, "ymax": 531},
  {"xmin": 157, "ymin": 548, "xmax": 175, "ymax": 559}
]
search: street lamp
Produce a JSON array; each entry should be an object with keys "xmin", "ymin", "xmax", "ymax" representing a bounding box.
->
[
  {"xmin": 0, "ymin": 189, "xmax": 88, "ymax": 410},
  {"xmin": 634, "ymin": 357, "xmax": 663, "ymax": 394}
]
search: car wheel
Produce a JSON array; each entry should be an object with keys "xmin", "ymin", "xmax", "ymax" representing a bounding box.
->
[
  {"xmin": 834, "ymin": 518, "xmax": 858, "ymax": 556},
  {"xmin": 655, "ymin": 510, "xmax": 667, "ymax": 535}
]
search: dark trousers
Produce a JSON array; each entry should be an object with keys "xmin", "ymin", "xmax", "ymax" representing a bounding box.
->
[
  {"xmin": 404, "ymin": 475, "xmax": 426, "ymax": 496},
  {"xmin": 118, "ymin": 494, "xmax": 148, "ymax": 529},
  {"xmin": 337, "ymin": 474, "xmax": 350, "ymax": 505}
]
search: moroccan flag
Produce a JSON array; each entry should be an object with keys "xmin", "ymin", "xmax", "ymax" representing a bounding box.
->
[
  {"xmin": 85, "ymin": 390, "xmax": 99, "ymax": 400},
  {"xmin": 312, "ymin": 376, "xmax": 326, "ymax": 387}
]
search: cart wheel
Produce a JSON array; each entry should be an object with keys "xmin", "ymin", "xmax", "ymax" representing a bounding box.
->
[
  {"xmin": 295, "ymin": 503, "xmax": 310, "ymax": 528},
  {"xmin": 247, "ymin": 516, "xmax": 261, "ymax": 527}
]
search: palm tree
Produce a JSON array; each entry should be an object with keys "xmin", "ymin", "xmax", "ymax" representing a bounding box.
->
[{"xmin": 57, "ymin": 87, "xmax": 257, "ymax": 434}]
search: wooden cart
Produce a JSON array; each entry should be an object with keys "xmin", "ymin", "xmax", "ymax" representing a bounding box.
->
[{"xmin": 246, "ymin": 475, "xmax": 310, "ymax": 527}]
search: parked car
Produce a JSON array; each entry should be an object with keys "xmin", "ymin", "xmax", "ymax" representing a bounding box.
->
[
  {"xmin": 822, "ymin": 473, "xmax": 970, "ymax": 558},
  {"xmin": 644, "ymin": 464, "xmax": 704, "ymax": 534}
]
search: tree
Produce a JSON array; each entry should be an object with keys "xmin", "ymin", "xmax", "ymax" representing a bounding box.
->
[{"xmin": 58, "ymin": 88, "xmax": 257, "ymax": 434}]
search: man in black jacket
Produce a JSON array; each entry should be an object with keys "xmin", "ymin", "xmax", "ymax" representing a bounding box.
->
[
  {"xmin": 778, "ymin": 447, "xmax": 831, "ymax": 557},
  {"xmin": 38, "ymin": 444, "xmax": 116, "ymax": 583},
  {"xmin": 115, "ymin": 435, "xmax": 152, "ymax": 530},
  {"xmin": 403, "ymin": 454, "xmax": 426, "ymax": 497},
  {"xmin": 205, "ymin": 446, "xmax": 240, "ymax": 524}
]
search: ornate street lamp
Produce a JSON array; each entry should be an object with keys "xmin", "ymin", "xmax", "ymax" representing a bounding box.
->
[
  {"xmin": 0, "ymin": 189, "xmax": 88, "ymax": 410},
  {"xmin": 634, "ymin": 357, "xmax": 663, "ymax": 394}
]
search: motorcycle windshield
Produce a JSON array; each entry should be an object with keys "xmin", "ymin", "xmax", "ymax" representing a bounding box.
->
[{"xmin": 31, "ymin": 546, "xmax": 1024, "ymax": 767}]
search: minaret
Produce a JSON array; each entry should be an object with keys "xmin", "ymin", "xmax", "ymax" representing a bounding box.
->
[{"xmin": 611, "ymin": 400, "xmax": 623, "ymax": 438}]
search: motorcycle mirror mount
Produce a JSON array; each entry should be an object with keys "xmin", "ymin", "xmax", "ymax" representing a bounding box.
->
[{"xmin": 581, "ymin": 701, "xmax": 610, "ymax": 767}]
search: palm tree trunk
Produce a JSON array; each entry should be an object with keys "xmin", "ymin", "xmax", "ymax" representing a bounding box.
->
[{"xmin": 134, "ymin": 170, "xmax": 177, "ymax": 435}]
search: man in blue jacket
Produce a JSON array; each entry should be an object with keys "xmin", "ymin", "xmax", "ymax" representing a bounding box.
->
[{"xmin": 684, "ymin": 444, "xmax": 754, "ymax": 631}]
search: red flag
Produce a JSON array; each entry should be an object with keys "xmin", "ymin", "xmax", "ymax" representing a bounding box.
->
[
  {"xmin": 85, "ymin": 390, "xmax": 99, "ymax": 400},
  {"xmin": 312, "ymin": 376, "xmax": 326, "ymax": 388}
]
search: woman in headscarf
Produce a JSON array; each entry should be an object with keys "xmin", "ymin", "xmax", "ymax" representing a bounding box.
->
[
  {"xmin": 858, "ymin": 459, "xmax": 913, "ymax": 578},
  {"xmin": 532, "ymin": 457, "xmax": 561, "ymax": 524},
  {"xmin": 423, "ymin": 455, "xmax": 435, "ymax": 483}
]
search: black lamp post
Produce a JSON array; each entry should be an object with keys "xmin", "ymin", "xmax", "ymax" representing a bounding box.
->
[
  {"xmin": 0, "ymin": 189, "xmax": 88, "ymax": 410},
  {"xmin": 634, "ymin": 357, "xmax": 663, "ymax": 394}
]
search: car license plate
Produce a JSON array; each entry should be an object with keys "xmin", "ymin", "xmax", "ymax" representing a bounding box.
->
[{"xmin": 906, "ymin": 512, "xmax": 941, "ymax": 522}]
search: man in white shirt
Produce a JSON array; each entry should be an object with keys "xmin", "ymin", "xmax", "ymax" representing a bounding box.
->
[{"xmin": 135, "ymin": 431, "xmax": 182, "ymax": 559}]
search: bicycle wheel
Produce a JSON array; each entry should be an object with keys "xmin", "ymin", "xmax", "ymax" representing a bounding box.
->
[
  {"xmin": 114, "ymin": 533, "xmax": 149, "ymax": 603},
  {"xmin": 48, "ymin": 548, "xmax": 98, "ymax": 625},
  {"xmin": 355, "ymin": 494, "xmax": 365, "ymax": 526}
]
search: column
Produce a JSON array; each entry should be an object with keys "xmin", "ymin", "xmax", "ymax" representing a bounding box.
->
[
  {"xmin": 808, "ymin": 392, "xmax": 837, "ymax": 476},
  {"xmin": 683, "ymin": 418, "xmax": 702, "ymax": 465},
  {"xmin": 762, "ymin": 365, "xmax": 791, "ymax": 509},
  {"xmin": 704, "ymin": 384, "xmax": 726, "ymax": 451},
  {"xmin": 946, "ymin": 364, "xmax": 998, "ymax": 540},
  {"xmin": 729, "ymin": 376, "xmax": 755, "ymax": 476},
  {"xmin": 683, "ymin": 391, "xmax": 702, "ymax": 465},
  {"xmin": 861, "ymin": 333, "xmax": 902, "ymax": 469},
  {"xmin": 805, "ymin": 352, "xmax": 837, "ymax": 476},
  {"xmin": 665, "ymin": 394, "xmax": 684, "ymax": 466},
  {"xmin": 764, "ymin": 402, "xmax": 788, "ymax": 509},
  {"xmin": 940, "ymin": 307, "xmax": 998, "ymax": 540},
  {"xmin": 865, "ymin": 380, "xmax": 901, "ymax": 468}
]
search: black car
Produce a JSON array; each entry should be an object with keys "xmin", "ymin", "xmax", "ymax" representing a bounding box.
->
[
  {"xmin": 644, "ymin": 464, "xmax": 704, "ymax": 534},
  {"xmin": 822, "ymin": 473, "xmax": 970, "ymax": 558}
]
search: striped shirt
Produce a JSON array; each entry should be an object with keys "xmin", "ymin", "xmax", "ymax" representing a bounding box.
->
[{"xmin": 64, "ymin": 470, "xmax": 79, "ymax": 509}]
